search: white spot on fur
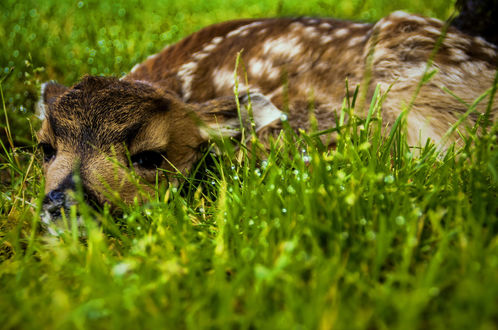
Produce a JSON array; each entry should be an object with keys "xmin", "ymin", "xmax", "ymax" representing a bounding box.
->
[
  {"xmin": 249, "ymin": 58, "xmax": 279, "ymax": 80},
  {"xmin": 333, "ymin": 28, "xmax": 349, "ymax": 38},
  {"xmin": 303, "ymin": 26, "xmax": 320, "ymax": 38},
  {"xmin": 146, "ymin": 53, "xmax": 159, "ymax": 61},
  {"xmin": 212, "ymin": 68, "xmax": 234, "ymax": 92},
  {"xmin": 390, "ymin": 11, "xmax": 410, "ymax": 19},
  {"xmin": 351, "ymin": 23, "xmax": 369, "ymax": 29},
  {"xmin": 449, "ymin": 48, "xmax": 469, "ymax": 62},
  {"xmin": 203, "ymin": 44, "xmax": 217, "ymax": 52},
  {"xmin": 227, "ymin": 29, "xmax": 240, "ymax": 38},
  {"xmin": 130, "ymin": 63, "xmax": 140, "ymax": 74},
  {"xmin": 193, "ymin": 52, "xmax": 209, "ymax": 61},
  {"xmin": 178, "ymin": 61, "xmax": 198, "ymax": 100},
  {"xmin": 212, "ymin": 36, "xmax": 223, "ymax": 44},
  {"xmin": 178, "ymin": 33, "xmax": 232, "ymax": 99},
  {"xmin": 444, "ymin": 33, "xmax": 471, "ymax": 48},
  {"xmin": 480, "ymin": 46, "xmax": 496, "ymax": 57},
  {"xmin": 227, "ymin": 21, "xmax": 263, "ymax": 38},
  {"xmin": 258, "ymin": 28, "xmax": 268, "ymax": 35},
  {"xmin": 320, "ymin": 22, "xmax": 332, "ymax": 29},
  {"xmin": 405, "ymin": 15, "xmax": 428, "ymax": 24},
  {"xmin": 347, "ymin": 36, "xmax": 366, "ymax": 47},
  {"xmin": 474, "ymin": 36, "xmax": 488, "ymax": 46},
  {"xmin": 424, "ymin": 26, "xmax": 441, "ymax": 35},
  {"xmin": 263, "ymin": 35, "xmax": 304, "ymax": 58},
  {"xmin": 404, "ymin": 34, "xmax": 436, "ymax": 44},
  {"xmin": 378, "ymin": 20, "xmax": 393, "ymax": 30},
  {"xmin": 427, "ymin": 17, "xmax": 442, "ymax": 25},
  {"xmin": 289, "ymin": 21, "xmax": 302, "ymax": 29},
  {"xmin": 320, "ymin": 35, "xmax": 333, "ymax": 44}
]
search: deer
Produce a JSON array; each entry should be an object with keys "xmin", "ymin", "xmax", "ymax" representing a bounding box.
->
[{"xmin": 37, "ymin": 11, "xmax": 498, "ymax": 226}]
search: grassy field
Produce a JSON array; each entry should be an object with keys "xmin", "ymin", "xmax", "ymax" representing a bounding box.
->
[{"xmin": 1, "ymin": 0, "xmax": 498, "ymax": 329}]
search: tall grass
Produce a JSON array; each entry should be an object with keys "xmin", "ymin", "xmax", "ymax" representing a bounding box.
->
[{"xmin": 1, "ymin": 0, "xmax": 498, "ymax": 329}]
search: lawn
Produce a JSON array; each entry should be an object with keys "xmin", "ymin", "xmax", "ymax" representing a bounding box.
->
[{"xmin": 1, "ymin": 0, "xmax": 497, "ymax": 329}]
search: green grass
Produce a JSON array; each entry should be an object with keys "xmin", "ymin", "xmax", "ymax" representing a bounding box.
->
[{"xmin": 1, "ymin": 0, "xmax": 498, "ymax": 329}]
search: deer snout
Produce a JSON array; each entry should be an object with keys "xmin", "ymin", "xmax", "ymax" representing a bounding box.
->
[{"xmin": 41, "ymin": 173, "xmax": 104, "ymax": 235}]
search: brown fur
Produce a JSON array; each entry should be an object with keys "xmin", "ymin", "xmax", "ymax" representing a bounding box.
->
[{"xmin": 38, "ymin": 11, "xmax": 498, "ymax": 220}]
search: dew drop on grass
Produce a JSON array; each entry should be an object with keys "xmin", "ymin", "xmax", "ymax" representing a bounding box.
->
[
  {"xmin": 359, "ymin": 218, "xmax": 367, "ymax": 226},
  {"xmin": 395, "ymin": 215, "xmax": 405, "ymax": 226},
  {"xmin": 384, "ymin": 175, "xmax": 394, "ymax": 184},
  {"xmin": 282, "ymin": 208, "xmax": 287, "ymax": 214},
  {"xmin": 345, "ymin": 193, "xmax": 355, "ymax": 205},
  {"xmin": 112, "ymin": 262, "xmax": 131, "ymax": 277},
  {"xmin": 248, "ymin": 219, "xmax": 254, "ymax": 226},
  {"xmin": 254, "ymin": 169, "xmax": 261, "ymax": 177},
  {"xmin": 280, "ymin": 113, "xmax": 288, "ymax": 121},
  {"xmin": 367, "ymin": 230, "xmax": 376, "ymax": 241}
]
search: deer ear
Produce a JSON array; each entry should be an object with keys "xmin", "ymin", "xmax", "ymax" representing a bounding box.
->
[
  {"xmin": 37, "ymin": 81, "xmax": 69, "ymax": 119},
  {"xmin": 198, "ymin": 92, "xmax": 283, "ymax": 139}
]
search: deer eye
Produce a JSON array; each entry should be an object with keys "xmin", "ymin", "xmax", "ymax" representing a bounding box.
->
[
  {"xmin": 131, "ymin": 151, "xmax": 164, "ymax": 170},
  {"xmin": 40, "ymin": 143, "xmax": 56, "ymax": 163}
]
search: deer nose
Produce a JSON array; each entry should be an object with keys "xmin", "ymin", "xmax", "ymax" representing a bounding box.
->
[{"xmin": 47, "ymin": 190, "xmax": 65, "ymax": 203}]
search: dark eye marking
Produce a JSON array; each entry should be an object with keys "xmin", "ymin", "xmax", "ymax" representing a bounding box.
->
[
  {"xmin": 131, "ymin": 150, "xmax": 164, "ymax": 170},
  {"xmin": 39, "ymin": 143, "xmax": 56, "ymax": 163}
]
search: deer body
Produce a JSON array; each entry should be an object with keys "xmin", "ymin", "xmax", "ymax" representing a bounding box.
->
[
  {"xmin": 125, "ymin": 11, "xmax": 497, "ymax": 144},
  {"xmin": 38, "ymin": 11, "xmax": 498, "ymax": 223}
]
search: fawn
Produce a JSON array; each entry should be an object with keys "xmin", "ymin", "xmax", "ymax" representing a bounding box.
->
[{"xmin": 37, "ymin": 11, "xmax": 497, "ymax": 224}]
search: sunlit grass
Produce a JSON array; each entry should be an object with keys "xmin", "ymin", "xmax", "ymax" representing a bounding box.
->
[{"xmin": 1, "ymin": 0, "xmax": 498, "ymax": 329}]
